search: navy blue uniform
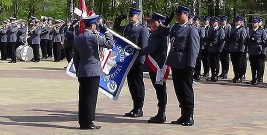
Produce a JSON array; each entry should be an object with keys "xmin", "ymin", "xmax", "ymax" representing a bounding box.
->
[
  {"xmin": 219, "ymin": 24, "xmax": 231, "ymax": 78},
  {"xmin": 113, "ymin": 21, "xmax": 149, "ymax": 114}
]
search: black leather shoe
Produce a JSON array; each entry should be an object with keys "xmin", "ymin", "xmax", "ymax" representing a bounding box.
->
[
  {"xmin": 8, "ymin": 61, "xmax": 16, "ymax": 63},
  {"xmin": 259, "ymin": 78, "xmax": 263, "ymax": 82},
  {"xmin": 170, "ymin": 116, "xmax": 186, "ymax": 124},
  {"xmin": 251, "ymin": 79, "xmax": 259, "ymax": 85},
  {"xmin": 80, "ymin": 125, "xmax": 101, "ymax": 130},
  {"xmin": 124, "ymin": 109, "xmax": 134, "ymax": 117},
  {"xmin": 131, "ymin": 109, "xmax": 143, "ymax": 118},
  {"xmin": 211, "ymin": 77, "xmax": 218, "ymax": 82},
  {"xmin": 148, "ymin": 114, "xmax": 166, "ymax": 123},
  {"xmin": 201, "ymin": 73, "xmax": 209, "ymax": 77},
  {"xmin": 206, "ymin": 77, "xmax": 212, "ymax": 81},
  {"xmin": 181, "ymin": 116, "xmax": 194, "ymax": 126},
  {"xmin": 219, "ymin": 74, "xmax": 227, "ymax": 79}
]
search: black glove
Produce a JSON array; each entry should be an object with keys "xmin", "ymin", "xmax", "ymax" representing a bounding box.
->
[
  {"xmin": 163, "ymin": 12, "xmax": 174, "ymax": 26},
  {"xmin": 99, "ymin": 23, "xmax": 108, "ymax": 32}
]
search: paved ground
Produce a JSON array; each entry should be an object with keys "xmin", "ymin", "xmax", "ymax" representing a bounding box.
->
[{"xmin": 0, "ymin": 59, "xmax": 267, "ymax": 135}]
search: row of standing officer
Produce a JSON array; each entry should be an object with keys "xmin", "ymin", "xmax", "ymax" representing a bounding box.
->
[
  {"xmin": 0, "ymin": 16, "xmax": 78, "ymax": 64},
  {"xmin": 113, "ymin": 5, "xmax": 199, "ymax": 126}
]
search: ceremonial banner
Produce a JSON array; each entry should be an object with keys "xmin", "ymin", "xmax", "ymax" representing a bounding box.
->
[{"xmin": 66, "ymin": 28, "xmax": 140, "ymax": 100}]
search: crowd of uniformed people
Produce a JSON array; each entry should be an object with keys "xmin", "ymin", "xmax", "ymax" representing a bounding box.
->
[
  {"xmin": 1, "ymin": 5, "xmax": 267, "ymax": 130},
  {"xmin": 0, "ymin": 16, "xmax": 79, "ymax": 65}
]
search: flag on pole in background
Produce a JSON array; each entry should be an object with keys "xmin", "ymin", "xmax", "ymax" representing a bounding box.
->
[{"xmin": 78, "ymin": 0, "xmax": 95, "ymax": 34}]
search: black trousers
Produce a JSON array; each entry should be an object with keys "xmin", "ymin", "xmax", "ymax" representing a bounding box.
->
[
  {"xmin": 61, "ymin": 48, "xmax": 66, "ymax": 60},
  {"xmin": 53, "ymin": 42, "xmax": 61, "ymax": 61},
  {"xmin": 209, "ymin": 52, "xmax": 220, "ymax": 77},
  {"xmin": 201, "ymin": 49, "xmax": 210, "ymax": 74},
  {"xmin": 259, "ymin": 54, "xmax": 266, "ymax": 80},
  {"xmin": 194, "ymin": 49, "xmax": 202, "ymax": 77},
  {"xmin": 171, "ymin": 67, "xmax": 194, "ymax": 109},
  {"xmin": 249, "ymin": 55, "xmax": 262, "ymax": 80},
  {"xmin": 78, "ymin": 76, "xmax": 99, "ymax": 126},
  {"xmin": 149, "ymin": 72, "xmax": 167, "ymax": 109},
  {"xmin": 40, "ymin": 39, "xmax": 48, "ymax": 58},
  {"xmin": 230, "ymin": 52, "xmax": 244, "ymax": 79},
  {"xmin": 47, "ymin": 40, "xmax": 53, "ymax": 57},
  {"xmin": 7, "ymin": 43, "xmax": 16, "ymax": 62},
  {"xmin": 242, "ymin": 52, "xmax": 247, "ymax": 77},
  {"xmin": 65, "ymin": 47, "xmax": 73, "ymax": 63},
  {"xmin": 32, "ymin": 44, "xmax": 40, "ymax": 61},
  {"xmin": 127, "ymin": 63, "xmax": 145, "ymax": 110},
  {"xmin": 0, "ymin": 42, "xmax": 7, "ymax": 60},
  {"xmin": 220, "ymin": 50, "xmax": 229, "ymax": 75}
]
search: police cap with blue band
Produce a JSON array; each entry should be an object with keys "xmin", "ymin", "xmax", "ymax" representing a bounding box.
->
[
  {"xmin": 211, "ymin": 17, "xmax": 220, "ymax": 22},
  {"xmin": 83, "ymin": 15, "xmax": 100, "ymax": 25},
  {"xmin": 193, "ymin": 16, "xmax": 200, "ymax": 21},
  {"xmin": 129, "ymin": 8, "xmax": 141, "ymax": 15},
  {"xmin": 235, "ymin": 16, "xmax": 244, "ymax": 21},
  {"xmin": 220, "ymin": 16, "xmax": 228, "ymax": 21},
  {"xmin": 151, "ymin": 12, "xmax": 166, "ymax": 22},
  {"xmin": 252, "ymin": 18, "xmax": 260, "ymax": 23},
  {"xmin": 188, "ymin": 13, "xmax": 194, "ymax": 19},
  {"xmin": 203, "ymin": 16, "xmax": 211, "ymax": 21},
  {"xmin": 176, "ymin": 5, "xmax": 190, "ymax": 14}
]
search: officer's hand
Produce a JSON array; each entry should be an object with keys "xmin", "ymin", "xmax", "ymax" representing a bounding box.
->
[
  {"xmin": 163, "ymin": 12, "xmax": 174, "ymax": 26},
  {"xmin": 99, "ymin": 23, "xmax": 108, "ymax": 32}
]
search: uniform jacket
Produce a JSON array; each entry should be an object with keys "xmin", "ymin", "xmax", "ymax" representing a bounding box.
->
[
  {"xmin": 113, "ymin": 21, "xmax": 149, "ymax": 65},
  {"xmin": 202, "ymin": 24, "xmax": 211, "ymax": 50},
  {"xmin": 7, "ymin": 25, "xmax": 18, "ymax": 43},
  {"xmin": 247, "ymin": 27, "xmax": 267, "ymax": 55},
  {"xmin": 221, "ymin": 25, "xmax": 231, "ymax": 50},
  {"xmin": 63, "ymin": 26, "xmax": 75, "ymax": 47},
  {"xmin": 140, "ymin": 26, "xmax": 168, "ymax": 72},
  {"xmin": 29, "ymin": 26, "xmax": 42, "ymax": 45},
  {"xmin": 195, "ymin": 24, "xmax": 205, "ymax": 51},
  {"xmin": 0, "ymin": 28, "xmax": 7, "ymax": 42},
  {"xmin": 207, "ymin": 26, "xmax": 225, "ymax": 53},
  {"xmin": 228, "ymin": 26, "xmax": 247, "ymax": 52},
  {"xmin": 73, "ymin": 29, "xmax": 114, "ymax": 77},
  {"xmin": 52, "ymin": 26, "xmax": 63, "ymax": 43},
  {"xmin": 49, "ymin": 24, "xmax": 53, "ymax": 40},
  {"xmin": 165, "ymin": 22, "xmax": 200, "ymax": 68},
  {"xmin": 17, "ymin": 26, "xmax": 27, "ymax": 43},
  {"xmin": 40, "ymin": 24, "xmax": 50, "ymax": 40}
]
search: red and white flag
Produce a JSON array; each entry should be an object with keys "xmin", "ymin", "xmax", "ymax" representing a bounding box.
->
[{"xmin": 79, "ymin": 0, "xmax": 95, "ymax": 34}]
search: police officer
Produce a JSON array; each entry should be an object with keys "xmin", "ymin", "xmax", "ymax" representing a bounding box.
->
[
  {"xmin": 140, "ymin": 12, "xmax": 168, "ymax": 123},
  {"xmin": 202, "ymin": 16, "xmax": 211, "ymax": 77},
  {"xmin": 258, "ymin": 17, "xmax": 266, "ymax": 82},
  {"xmin": 63, "ymin": 19, "xmax": 75, "ymax": 63},
  {"xmin": 29, "ymin": 19, "xmax": 42, "ymax": 62},
  {"xmin": 47, "ymin": 17, "xmax": 53, "ymax": 58},
  {"xmin": 193, "ymin": 16, "xmax": 205, "ymax": 80},
  {"xmin": 73, "ymin": 15, "xmax": 114, "ymax": 130},
  {"xmin": 7, "ymin": 17, "xmax": 18, "ymax": 63},
  {"xmin": 159, "ymin": 6, "xmax": 199, "ymax": 126},
  {"xmin": 0, "ymin": 21, "xmax": 8, "ymax": 60},
  {"xmin": 228, "ymin": 16, "xmax": 247, "ymax": 83},
  {"xmin": 247, "ymin": 18, "xmax": 267, "ymax": 85},
  {"xmin": 40, "ymin": 17, "xmax": 50, "ymax": 59},
  {"xmin": 219, "ymin": 16, "xmax": 231, "ymax": 79},
  {"xmin": 206, "ymin": 17, "xmax": 225, "ymax": 82},
  {"xmin": 113, "ymin": 8, "xmax": 149, "ymax": 117},
  {"xmin": 17, "ymin": 20, "xmax": 28, "ymax": 46},
  {"xmin": 52, "ymin": 20, "xmax": 62, "ymax": 62},
  {"xmin": 188, "ymin": 13, "xmax": 194, "ymax": 25}
]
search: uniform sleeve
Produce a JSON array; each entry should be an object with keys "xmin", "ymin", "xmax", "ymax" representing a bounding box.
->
[
  {"xmin": 262, "ymin": 29, "xmax": 267, "ymax": 48},
  {"xmin": 140, "ymin": 33, "xmax": 158, "ymax": 56},
  {"xmin": 73, "ymin": 37, "xmax": 80, "ymax": 73},
  {"xmin": 97, "ymin": 32, "xmax": 114, "ymax": 49},
  {"xmin": 187, "ymin": 27, "xmax": 200, "ymax": 67},
  {"xmin": 10, "ymin": 26, "xmax": 18, "ymax": 33},
  {"xmin": 34, "ymin": 27, "xmax": 42, "ymax": 35},
  {"xmin": 218, "ymin": 29, "xmax": 225, "ymax": 52},
  {"xmin": 238, "ymin": 28, "xmax": 247, "ymax": 52},
  {"xmin": 140, "ymin": 26, "xmax": 149, "ymax": 49}
]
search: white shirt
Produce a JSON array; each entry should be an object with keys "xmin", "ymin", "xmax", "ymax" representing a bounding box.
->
[
  {"xmin": 253, "ymin": 27, "xmax": 259, "ymax": 31},
  {"xmin": 235, "ymin": 25, "xmax": 241, "ymax": 29},
  {"xmin": 179, "ymin": 21, "xmax": 188, "ymax": 27}
]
